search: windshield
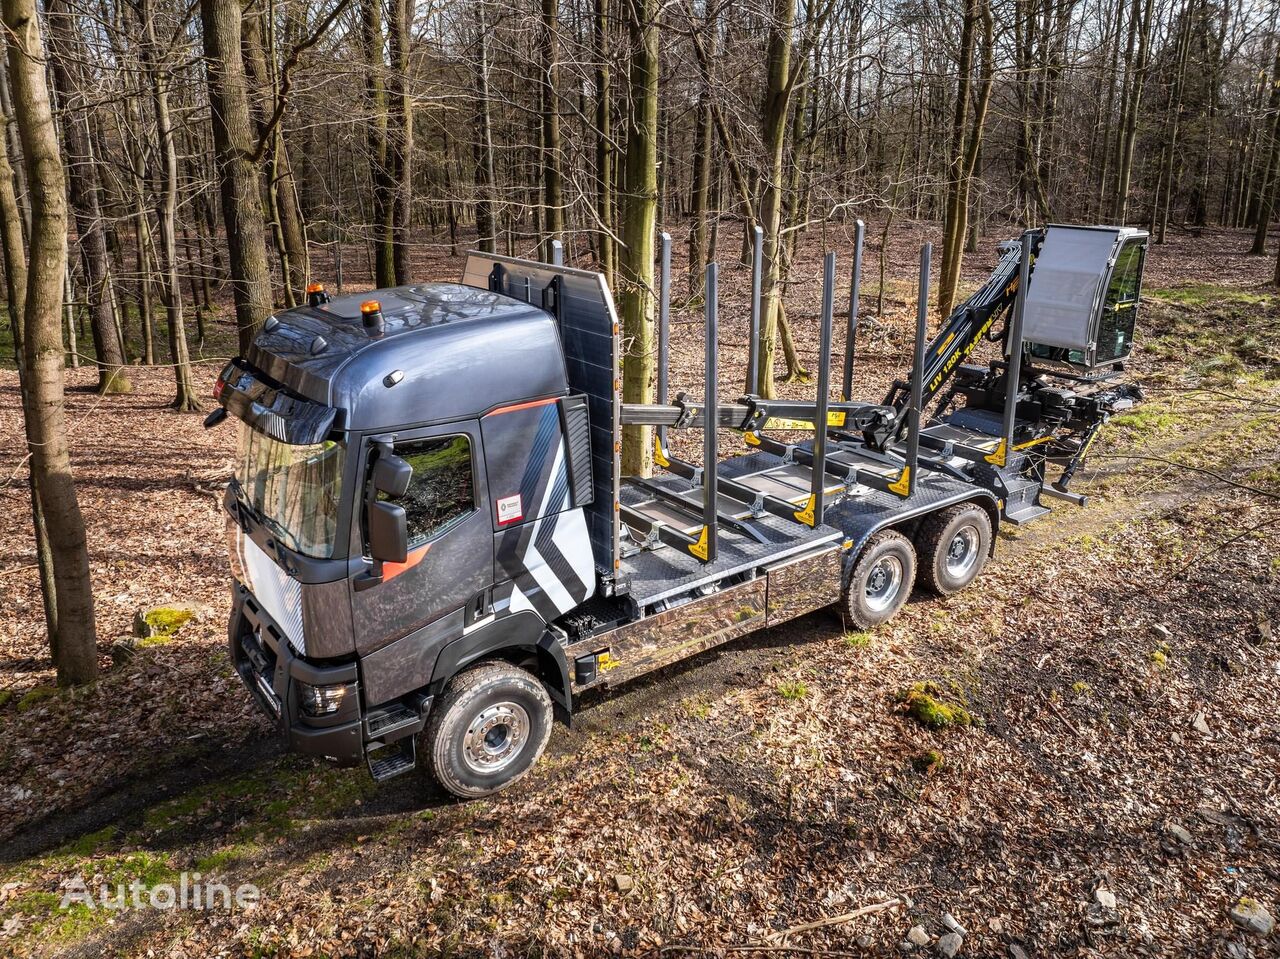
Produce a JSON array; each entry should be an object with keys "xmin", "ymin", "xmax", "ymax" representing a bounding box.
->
[{"xmin": 236, "ymin": 424, "xmax": 346, "ymax": 559}]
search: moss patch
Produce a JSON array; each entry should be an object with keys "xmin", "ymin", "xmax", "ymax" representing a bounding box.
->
[
  {"xmin": 140, "ymin": 606, "xmax": 195, "ymax": 638},
  {"xmin": 899, "ymin": 682, "xmax": 973, "ymax": 729},
  {"xmin": 16, "ymin": 685, "xmax": 57, "ymax": 712},
  {"xmin": 912, "ymin": 749, "xmax": 945, "ymax": 774}
]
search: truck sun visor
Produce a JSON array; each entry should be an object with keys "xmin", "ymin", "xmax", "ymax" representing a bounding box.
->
[{"xmin": 216, "ymin": 359, "xmax": 338, "ymax": 445}]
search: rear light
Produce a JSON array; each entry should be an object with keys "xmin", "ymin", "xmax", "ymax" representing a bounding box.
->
[
  {"xmin": 297, "ymin": 681, "xmax": 353, "ymax": 717},
  {"xmin": 213, "ymin": 376, "xmax": 226, "ymax": 400}
]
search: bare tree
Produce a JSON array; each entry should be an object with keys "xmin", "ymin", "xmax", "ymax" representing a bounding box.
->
[
  {"xmin": 618, "ymin": 0, "xmax": 658, "ymax": 476},
  {"xmin": 3, "ymin": 0, "xmax": 98, "ymax": 685},
  {"xmin": 202, "ymin": 0, "xmax": 274, "ymax": 353}
]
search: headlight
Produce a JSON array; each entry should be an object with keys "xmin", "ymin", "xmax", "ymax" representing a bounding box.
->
[{"xmin": 297, "ymin": 681, "xmax": 352, "ymax": 717}]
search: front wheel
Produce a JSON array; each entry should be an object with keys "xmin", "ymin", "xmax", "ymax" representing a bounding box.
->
[
  {"xmin": 423, "ymin": 661, "xmax": 553, "ymax": 799},
  {"xmin": 840, "ymin": 530, "xmax": 917, "ymax": 629}
]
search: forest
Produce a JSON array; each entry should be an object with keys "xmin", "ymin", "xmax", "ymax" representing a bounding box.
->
[{"xmin": 1, "ymin": 0, "xmax": 1279, "ymax": 952}]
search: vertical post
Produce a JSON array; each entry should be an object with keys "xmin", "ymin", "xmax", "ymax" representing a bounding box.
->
[
  {"xmin": 658, "ymin": 232, "xmax": 671, "ymax": 448},
  {"xmin": 702, "ymin": 262, "xmax": 719, "ymax": 563},
  {"xmin": 999, "ymin": 233, "xmax": 1033, "ymax": 467},
  {"xmin": 746, "ymin": 224, "xmax": 764, "ymax": 395},
  {"xmin": 808, "ymin": 252, "xmax": 836, "ymax": 527},
  {"xmin": 841, "ymin": 219, "xmax": 864, "ymax": 401},
  {"xmin": 900, "ymin": 243, "xmax": 929, "ymax": 498},
  {"xmin": 549, "ymin": 238, "xmax": 564, "ymax": 266}
]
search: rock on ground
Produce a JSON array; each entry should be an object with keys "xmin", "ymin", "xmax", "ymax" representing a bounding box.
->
[{"xmin": 1229, "ymin": 897, "xmax": 1274, "ymax": 936}]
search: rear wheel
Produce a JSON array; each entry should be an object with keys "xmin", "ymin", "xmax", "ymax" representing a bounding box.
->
[
  {"xmin": 840, "ymin": 530, "xmax": 917, "ymax": 629},
  {"xmin": 916, "ymin": 503, "xmax": 992, "ymax": 595},
  {"xmin": 423, "ymin": 661, "xmax": 553, "ymax": 799}
]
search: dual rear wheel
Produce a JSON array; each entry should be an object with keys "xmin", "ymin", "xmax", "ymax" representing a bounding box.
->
[{"xmin": 839, "ymin": 503, "xmax": 992, "ymax": 629}]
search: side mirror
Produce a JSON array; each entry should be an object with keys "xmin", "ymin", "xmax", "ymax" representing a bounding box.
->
[
  {"xmin": 373, "ymin": 452, "xmax": 412, "ymax": 498},
  {"xmin": 367, "ymin": 500, "xmax": 408, "ymax": 563}
]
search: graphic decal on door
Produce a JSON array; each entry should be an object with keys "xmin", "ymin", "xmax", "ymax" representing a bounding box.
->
[{"xmin": 488, "ymin": 419, "xmax": 596, "ymax": 622}]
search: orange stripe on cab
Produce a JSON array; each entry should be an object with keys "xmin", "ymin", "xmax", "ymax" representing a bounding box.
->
[
  {"xmin": 383, "ymin": 543, "xmax": 430, "ymax": 582},
  {"xmin": 487, "ymin": 396, "xmax": 558, "ymax": 417}
]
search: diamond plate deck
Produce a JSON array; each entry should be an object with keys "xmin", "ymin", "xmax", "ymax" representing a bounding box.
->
[{"xmin": 617, "ymin": 472, "xmax": 840, "ymax": 608}]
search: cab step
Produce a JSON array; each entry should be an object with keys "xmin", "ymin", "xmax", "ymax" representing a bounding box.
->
[
  {"xmin": 366, "ymin": 736, "xmax": 416, "ymax": 781},
  {"xmin": 365, "ymin": 701, "xmax": 426, "ymax": 744}
]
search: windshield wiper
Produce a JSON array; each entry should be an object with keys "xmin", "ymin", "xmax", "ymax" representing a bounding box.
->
[
  {"xmin": 228, "ymin": 476, "xmax": 303, "ymax": 554},
  {"xmin": 227, "ymin": 477, "xmax": 254, "ymax": 533},
  {"xmin": 257, "ymin": 511, "xmax": 302, "ymax": 555}
]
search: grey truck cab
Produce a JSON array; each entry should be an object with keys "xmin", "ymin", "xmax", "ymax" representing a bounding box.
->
[
  {"xmin": 214, "ymin": 233, "xmax": 1144, "ymax": 799},
  {"xmin": 214, "ymin": 269, "xmax": 600, "ymax": 796}
]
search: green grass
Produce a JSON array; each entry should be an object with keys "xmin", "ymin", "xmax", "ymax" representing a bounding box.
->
[
  {"xmin": 1147, "ymin": 284, "xmax": 1275, "ymax": 308},
  {"xmin": 777, "ymin": 679, "xmax": 809, "ymax": 701},
  {"xmin": 1109, "ymin": 409, "xmax": 1179, "ymax": 435},
  {"xmin": 842, "ymin": 631, "xmax": 873, "ymax": 649}
]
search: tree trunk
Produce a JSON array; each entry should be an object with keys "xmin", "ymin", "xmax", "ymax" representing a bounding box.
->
[
  {"xmin": 140, "ymin": 0, "xmax": 199, "ymax": 410},
  {"xmin": 1110, "ymin": 0, "xmax": 1151, "ymax": 223},
  {"xmin": 541, "ymin": 0, "xmax": 564, "ymax": 257},
  {"xmin": 1252, "ymin": 44, "xmax": 1280, "ymax": 254},
  {"xmin": 1153, "ymin": 1, "xmax": 1190, "ymax": 243},
  {"xmin": 387, "ymin": 0, "xmax": 413, "ymax": 282},
  {"xmin": 44, "ymin": 0, "xmax": 130, "ymax": 394},
  {"xmin": 0, "ymin": 44, "xmax": 57, "ymax": 647},
  {"xmin": 686, "ymin": 2, "xmax": 714, "ymax": 294},
  {"xmin": 939, "ymin": 0, "xmax": 994, "ymax": 320},
  {"xmin": 939, "ymin": 0, "xmax": 977, "ymax": 321},
  {"xmin": 201, "ymin": 0, "xmax": 274, "ymax": 354},
  {"xmin": 594, "ymin": 0, "xmax": 614, "ymax": 285},
  {"xmin": 473, "ymin": 3, "xmax": 497, "ymax": 254},
  {"xmin": 618, "ymin": 0, "xmax": 658, "ymax": 477},
  {"xmin": 756, "ymin": 0, "xmax": 799, "ymax": 397},
  {"xmin": 360, "ymin": 0, "xmax": 395, "ymax": 287},
  {"xmin": 242, "ymin": 7, "xmax": 308, "ymax": 305},
  {"xmin": 4, "ymin": 0, "xmax": 98, "ymax": 685}
]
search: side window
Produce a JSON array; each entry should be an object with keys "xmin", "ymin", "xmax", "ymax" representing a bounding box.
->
[
  {"xmin": 380, "ymin": 435, "xmax": 475, "ymax": 548},
  {"xmin": 1096, "ymin": 241, "xmax": 1144, "ymax": 362}
]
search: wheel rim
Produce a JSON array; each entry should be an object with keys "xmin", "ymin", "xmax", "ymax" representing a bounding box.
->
[
  {"xmin": 462, "ymin": 701, "xmax": 530, "ymax": 776},
  {"xmin": 944, "ymin": 524, "xmax": 980, "ymax": 579},
  {"xmin": 864, "ymin": 555, "xmax": 904, "ymax": 612}
]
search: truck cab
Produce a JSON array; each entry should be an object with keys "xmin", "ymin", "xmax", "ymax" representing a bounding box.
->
[{"xmin": 217, "ymin": 276, "xmax": 598, "ymax": 794}]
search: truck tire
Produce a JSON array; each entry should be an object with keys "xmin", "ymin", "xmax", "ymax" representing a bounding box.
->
[
  {"xmin": 840, "ymin": 530, "xmax": 916, "ymax": 629},
  {"xmin": 423, "ymin": 661, "xmax": 553, "ymax": 799},
  {"xmin": 915, "ymin": 503, "xmax": 992, "ymax": 595}
]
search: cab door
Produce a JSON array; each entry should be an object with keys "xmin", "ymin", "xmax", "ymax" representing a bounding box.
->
[{"xmin": 350, "ymin": 422, "xmax": 493, "ymax": 658}]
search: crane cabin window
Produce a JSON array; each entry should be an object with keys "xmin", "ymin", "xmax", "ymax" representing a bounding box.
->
[
  {"xmin": 378, "ymin": 435, "xmax": 476, "ymax": 549},
  {"xmin": 1094, "ymin": 239, "xmax": 1144, "ymax": 364}
]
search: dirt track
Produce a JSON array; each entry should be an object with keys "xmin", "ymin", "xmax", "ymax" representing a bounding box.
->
[{"xmin": 0, "ymin": 224, "xmax": 1278, "ymax": 957}]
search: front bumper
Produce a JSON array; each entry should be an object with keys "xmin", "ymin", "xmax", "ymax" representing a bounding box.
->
[{"xmin": 229, "ymin": 584, "xmax": 364, "ymax": 766}]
